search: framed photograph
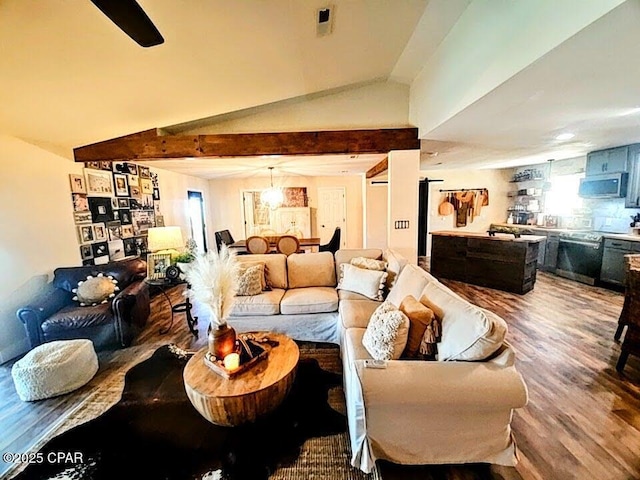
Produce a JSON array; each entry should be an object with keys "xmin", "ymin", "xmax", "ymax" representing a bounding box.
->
[
  {"xmin": 139, "ymin": 166, "xmax": 151, "ymax": 179},
  {"xmin": 100, "ymin": 161, "xmax": 112, "ymax": 171},
  {"xmin": 148, "ymin": 253, "xmax": 171, "ymax": 280},
  {"xmin": 155, "ymin": 215, "xmax": 165, "ymax": 227},
  {"xmin": 131, "ymin": 210, "xmax": 155, "ymax": 235},
  {"xmin": 125, "ymin": 163, "xmax": 138, "ymax": 176},
  {"xmin": 121, "ymin": 224, "xmax": 134, "ymax": 238},
  {"xmin": 79, "ymin": 244, "xmax": 93, "ymax": 260},
  {"xmin": 119, "ymin": 209, "xmax": 132, "ymax": 224},
  {"xmin": 117, "ymin": 198, "xmax": 130, "ymax": 208},
  {"xmin": 113, "ymin": 173, "xmax": 129, "ymax": 197},
  {"xmin": 113, "ymin": 210, "xmax": 120, "ymax": 221},
  {"xmin": 94, "ymin": 255, "xmax": 109, "ymax": 265},
  {"xmin": 74, "ymin": 211, "xmax": 92, "ymax": 224},
  {"xmin": 88, "ymin": 196, "xmax": 113, "ymax": 223},
  {"xmin": 69, "ymin": 174, "xmax": 86, "ymax": 194},
  {"xmin": 84, "ymin": 168, "xmax": 114, "ymax": 196},
  {"xmin": 92, "ymin": 241, "xmax": 108, "ymax": 258},
  {"xmin": 111, "ymin": 197, "xmax": 119, "ymax": 209},
  {"xmin": 140, "ymin": 178, "xmax": 153, "ymax": 195},
  {"xmin": 130, "ymin": 185, "xmax": 142, "ymax": 199},
  {"xmin": 107, "ymin": 221, "xmax": 122, "ymax": 241},
  {"xmin": 134, "ymin": 235, "xmax": 148, "ymax": 255},
  {"xmin": 87, "ymin": 161, "xmax": 101, "ymax": 170},
  {"xmin": 72, "ymin": 193, "xmax": 89, "ymax": 212},
  {"xmin": 82, "ymin": 258, "xmax": 95, "ymax": 266},
  {"xmin": 129, "ymin": 198, "xmax": 143, "ymax": 210},
  {"xmin": 152, "ymin": 187, "xmax": 160, "ymax": 201},
  {"xmin": 108, "ymin": 240, "xmax": 125, "ymax": 261},
  {"xmin": 123, "ymin": 237, "xmax": 137, "ymax": 256},
  {"xmin": 93, "ymin": 223, "xmax": 107, "ymax": 241},
  {"xmin": 141, "ymin": 194, "xmax": 154, "ymax": 210},
  {"xmin": 77, "ymin": 225, "xmax": 94, "ymax": 243},
  {"xmin": 154, "ymin": 201, "xmax": 161, "ymax": 216}
]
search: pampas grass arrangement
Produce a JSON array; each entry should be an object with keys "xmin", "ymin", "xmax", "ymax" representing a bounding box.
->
[{"xmin": 184, "ymin": 244, "xmax": 239, "ymax": 326}]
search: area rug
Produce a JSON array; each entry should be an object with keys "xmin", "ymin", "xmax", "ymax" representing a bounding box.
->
[{"xmin": 10, "ymin": 343, "xmax": 380, "ymax": 480}]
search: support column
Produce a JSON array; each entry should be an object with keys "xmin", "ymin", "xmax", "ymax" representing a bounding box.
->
[{"xmin": 387, "ymin": 150, "xmax": 420, "ymax": 264}]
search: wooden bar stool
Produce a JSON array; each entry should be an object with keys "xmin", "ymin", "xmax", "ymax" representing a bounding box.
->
[{"xmin": 616, "ymin": 254, "xmax": 640, "ymax": 372}]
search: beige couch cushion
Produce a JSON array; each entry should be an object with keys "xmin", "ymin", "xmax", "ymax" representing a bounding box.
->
[
  {"xmin": 386, "ymin": 264, "xmax": 429, "ymax": 308},
  {"xmin": 334, "ymin": 249, "xmax": 382, "ymax": 279},
  {"xmin": 229, "ymin": 288, "xmax": 285, "ymax": 316},
  {"xmin": 383, "ymin": 249, "xmax": 408, "ymax": 290},
  {"xmin": 339, "ymin": 289, "xmax": 375, "ymax": 301},
  {"xmin": 280, "ymin": 287, "xmax": 339, "ymax": 314},
  {"xmin": 419, "ymin": 282, "xmax": 507, "ymax": 361},
  {"xmin": 339, "ymin": 298, "xmax": 381, "ymax": 330},
  {"xmin": 237, "ymin": 254, "xmax": 287, "ymax": 289},
  {"xmin": 287, "ymin": 252, "xmax": 336, "ymax": 288}
]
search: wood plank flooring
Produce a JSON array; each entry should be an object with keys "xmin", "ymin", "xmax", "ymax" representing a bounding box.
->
[{"xmin": 0, "ymin": 274, "xmax": 639, "ymax": 479}]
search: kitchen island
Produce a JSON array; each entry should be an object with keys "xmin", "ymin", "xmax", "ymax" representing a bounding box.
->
[{"xmin": 430, "ymin": 230, "xmax": 546, "ymax": 294}]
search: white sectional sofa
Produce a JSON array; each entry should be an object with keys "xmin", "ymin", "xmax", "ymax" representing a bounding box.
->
[{"xmin": 225, "ymin": 248, "xmax": 528, "ymax": 473}]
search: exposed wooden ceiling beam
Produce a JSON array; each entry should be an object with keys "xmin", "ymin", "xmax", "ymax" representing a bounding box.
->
[
  {"xmin": 73, "ymin": 128, "xmax": 419, "ymax": 162},
  {"xmin": 365, "ymin": 156, "xmax": 388, "ymax": 178}
]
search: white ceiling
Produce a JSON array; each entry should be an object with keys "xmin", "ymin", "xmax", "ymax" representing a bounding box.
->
[{"xmin": 2, "ymin": 0, "xmax": 640, "ymax": 177}]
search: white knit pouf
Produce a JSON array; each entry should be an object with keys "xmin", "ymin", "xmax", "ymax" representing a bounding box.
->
[{"xmin": 11, "ymin": 339, "xmax": 99, "ymax": 402}]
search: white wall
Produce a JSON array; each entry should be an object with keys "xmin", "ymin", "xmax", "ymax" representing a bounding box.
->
[
  {"xmin": 388, "ymin": 150, "xmax": 420, "ymax": 263},
  {"xmin": 365, "ymin": 180, "xmax": 388, "ymax": 249},
  {"xmin": 208, "ymin": 175, "xmax": 363, "ymax": 248},
  {"xmin": 423, "ymin": 167, "xmax": 512, "ymax": 255},
  {"xmin": 0, "ymin": 135, "xmax": 210, "ymax": 362}
]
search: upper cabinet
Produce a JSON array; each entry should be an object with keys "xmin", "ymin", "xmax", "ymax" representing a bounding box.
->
[{"xmin": 586, "ymin": 146, "xmax": 629, "ymax": 176}]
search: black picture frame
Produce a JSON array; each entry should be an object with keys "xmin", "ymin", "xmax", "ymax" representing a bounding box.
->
[
  {"xmin": 152, "ymin": 187, "xmax": 160, "ymax": 200},
  {"xmin": 92, "ymin": 241, "xmax": 108, "ymax": 258},
  {"xmin": 88, "ymin": 197, "xmax": 114, "ymax": 223},
  {"xmin": 117, "ymin": 198, "xmax": 130, "ymax": 208},
  {"xmin": 119, "ymin": 209, "xmax": 132, "ymax": 224},
  {"xmin": 123, "ymin": 237, "xmax": 137, "ymax": 257},
  {"xmin": 79, "ymin": 244, "xmax": 93, "ymax": 260}
]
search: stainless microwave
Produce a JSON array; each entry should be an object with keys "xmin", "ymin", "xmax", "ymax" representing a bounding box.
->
[{"xmin": 578, "ymin": 172, "xmax": 628, "ymax": 198}]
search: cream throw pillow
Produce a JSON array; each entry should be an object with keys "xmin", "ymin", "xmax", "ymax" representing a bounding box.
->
[
  {"xmin": 350, "ymin": 256, "xmax": 387, "ymax": 272},
  {"xmin": 236, "ymin": 265, "xmax": 263, "ymax": 296},
  {"xmin": 362, "ymin": 302, "xmax": 410, "ymax": 361},
  {"xmin": 238, "ymin": 262, "xmax": 269, "ymax": 290},
  {"xmin": 72, "ymin": 274, "xmax": 119, "ymax": 306},
  {"xmin": 337, "ymin": 264, "xmax": 387, "ymax": 301},
  {"xmin": 419, "ymin": 282, "xmax": 507, "ymax": 361}
]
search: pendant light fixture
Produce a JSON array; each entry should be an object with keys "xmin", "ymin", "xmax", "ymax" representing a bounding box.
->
[{"xmin": 260, "ymin": 167, "xmax": 284, "ymax": 210}]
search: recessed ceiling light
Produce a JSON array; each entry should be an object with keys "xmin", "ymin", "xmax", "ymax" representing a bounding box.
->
[{"xmin": 555, "ymin": 133, "xmax": 575, "ymax": 141}]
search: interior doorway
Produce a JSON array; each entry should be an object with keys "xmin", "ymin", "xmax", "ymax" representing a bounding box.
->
[
  {"xmin": 317, "ymin": 187, "xmax": 347, "ymax": 247},
  {"xmin": 188, "ymin": 191, "xmax": 207, "ymax": 253}
]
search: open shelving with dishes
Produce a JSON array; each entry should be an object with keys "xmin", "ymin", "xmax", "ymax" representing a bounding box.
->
[{"xmin": 506, "ymin": 168, "xmax": 548, "ymax": 223}]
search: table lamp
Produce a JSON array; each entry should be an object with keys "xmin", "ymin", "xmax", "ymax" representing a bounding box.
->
[{"xmin": 147, "ymin": 226, "xmax": 184, "ymax": 255}]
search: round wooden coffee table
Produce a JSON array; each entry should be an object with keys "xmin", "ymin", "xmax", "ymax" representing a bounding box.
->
[{"xmin": 183, "ymin": 332, "xmax": 299, "ymax": 427}]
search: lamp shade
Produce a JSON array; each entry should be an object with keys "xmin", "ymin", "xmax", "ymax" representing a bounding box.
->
[{"xmin": 147, "ymin": 226, "xmax": 184, "ymax": 252}]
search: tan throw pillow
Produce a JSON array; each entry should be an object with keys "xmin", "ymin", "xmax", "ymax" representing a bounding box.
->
[
  {"xmin": 399, "ymin": 295, "xmax": 436, "ymax": 358},
  {"xmin": 362, "ymin": 301, "xmax": 410, "ymax": 361},
  {"xmin": 350, "ymin": 256, "xmax": 387, "ymax": 271},
  {"xmin": 72, "ymin": 274, "xmax": 119, "ymax": 306},
  {"xmin": 238, "ymin": 262, "xmax": 270, "ymax": 290},
  {"xmin": 337, "ymin": 264, "xmax": 387, "ymax": 301},
  {"xmin": 236, "ymin": 265, "xmax": 263, "ymax": 296}
]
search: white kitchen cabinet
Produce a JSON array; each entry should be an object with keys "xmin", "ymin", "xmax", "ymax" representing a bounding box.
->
[{"xmin": 272, "ymin": 207, "xmax": 311, "ymax": 237}]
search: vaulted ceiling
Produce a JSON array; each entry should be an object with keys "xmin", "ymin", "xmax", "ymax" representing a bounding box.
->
[{"xmin": 1, "ymin": 0, "xmax": 638, "ymax": 176}]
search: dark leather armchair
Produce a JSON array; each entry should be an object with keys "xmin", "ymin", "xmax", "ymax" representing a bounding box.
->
[{"xmin": 17, "ymin": 258, "xmax": 150, "ymax": 351}]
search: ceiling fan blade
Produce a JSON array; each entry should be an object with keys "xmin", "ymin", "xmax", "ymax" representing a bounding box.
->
[{"xmin": 90, "ymin": 0, "xmax": 164, "ymax": 48}]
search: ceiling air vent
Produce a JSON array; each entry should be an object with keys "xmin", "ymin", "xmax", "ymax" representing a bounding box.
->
[{"xmin": 316, "ymin": 6, "xmax": 334, "ymax": 37}]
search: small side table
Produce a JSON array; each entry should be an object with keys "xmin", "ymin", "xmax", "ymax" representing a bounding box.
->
[{"xmin": 145, "ymin": 278, "xmax": 199, "ymax": 337}]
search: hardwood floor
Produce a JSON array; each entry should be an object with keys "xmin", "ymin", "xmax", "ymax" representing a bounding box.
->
[{"xmin": 0, "ymin": 274, "xmax": 638, "ymax": 479}]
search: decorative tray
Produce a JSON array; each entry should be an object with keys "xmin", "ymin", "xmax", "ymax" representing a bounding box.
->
[{"xmin": 204, "ymin": 335, "xmax": 274, "ymax": 379}]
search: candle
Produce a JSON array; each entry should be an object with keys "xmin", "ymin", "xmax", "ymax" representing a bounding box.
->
[{"xmin": 224, "ymin": 352, "xmax": 240, "ymax": 371}]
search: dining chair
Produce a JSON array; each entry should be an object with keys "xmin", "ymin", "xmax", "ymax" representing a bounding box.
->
[
  {"xmin": 616, "ymin": 254, "xmax": 640, "ymax": 372},
  {"xmin": 276, "ymin": 235, "xmax": 300, "ymax": 256},
  {"xmin": 246, "ymin": 236, "xmax": 270, "ymax": 254},
  {"xmin": 319, "ymin": 227, "xmax": 341, "ymax": 254},
  {"xmin": 215, "ymin": 230, "xmax": 235, "ymax": 251}
]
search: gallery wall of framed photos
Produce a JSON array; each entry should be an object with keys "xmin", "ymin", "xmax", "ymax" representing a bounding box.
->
[{"xmin": 69, "ymin": 161, "xmax": 164, "ymax": 266}]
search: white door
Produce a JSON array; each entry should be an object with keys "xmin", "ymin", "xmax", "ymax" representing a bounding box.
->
[{"xmin": 317, "ymin": 187, "xmax": 346, "ymax": 247}]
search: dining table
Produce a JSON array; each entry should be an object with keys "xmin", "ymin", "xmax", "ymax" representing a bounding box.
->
[{"xmin": 228, "ymin": 237, "xmax": 321, "ymax": 253}]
